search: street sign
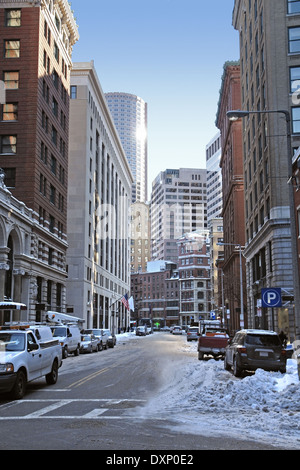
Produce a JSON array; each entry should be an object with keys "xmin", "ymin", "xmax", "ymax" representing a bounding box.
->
[{"xmin": 261, "ymin": 288, "xmax": 282, "ymax": 308}]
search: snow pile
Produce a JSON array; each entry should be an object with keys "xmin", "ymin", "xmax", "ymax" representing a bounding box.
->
[{"xmin": 142, "ymin": 337, "xmax": 300, "ymax": 449}]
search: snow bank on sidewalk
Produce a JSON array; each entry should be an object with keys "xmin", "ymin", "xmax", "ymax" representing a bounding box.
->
[{"xmin": 142, "ymin": 336, "xmax": 300, "ymax": 449}]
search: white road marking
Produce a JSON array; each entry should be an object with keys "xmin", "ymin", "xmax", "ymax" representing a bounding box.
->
[{"xmin": 0, "ymin": 398, "xmax": 146, "ymax": 420}]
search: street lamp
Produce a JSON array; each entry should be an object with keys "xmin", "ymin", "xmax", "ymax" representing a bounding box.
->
[
  {"xmin": 227, "ymin": 109, "xmax": 300, "ymax": 339},
  {"xmin": 217, "ymin": 242, "xmax": 245, "ymax": 328}
]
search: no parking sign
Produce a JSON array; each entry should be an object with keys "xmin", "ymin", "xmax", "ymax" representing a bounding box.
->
[{"xmin": 261, "ymin": 288, "xmax": 282, "ymax": 308}]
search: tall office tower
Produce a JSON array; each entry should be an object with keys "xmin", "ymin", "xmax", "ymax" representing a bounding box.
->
[
  {"xmin": 233, "ymin": 0, "xmax": 300, "ymax": 336},
  {"xmin": 67, "ymin": 62, "xmax": 133, "ymax": 331},
  {"xmin": 206, "ymin": 131, "xmax": 223, "ymax": 221},
  {"xmin": 150, "ymin": 168, "xmax": 207, "ymax": 264},
  {"xmin": 105, "ymin": 92, "xmax": 148, "ymax": 203},
  {"xmin": 0, "ymin": 1, "xmax": 78, "ymax": 317},
  {"xmin": 130, "ymin": 201, "xmax": 151, "ymax": 273}
]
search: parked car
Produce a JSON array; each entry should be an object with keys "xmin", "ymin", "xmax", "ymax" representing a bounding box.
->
[
  {"xmin": 160, "ymin": 326, "xmax": 170, "ymax": 332},
  {"xmin": 82, "ymin": 329, "xmax": 107, "ymax": 351},
  {"xmin": 224, "ymin": 329, "xmax": 287, "ymax": 377},
  {"xmin": 172, "ymin": 326, "xmax": 182, "ymax": 335},
  {"xmin": 136, "ymin": 326, "xmax": 147, "ymax": 336},
  {"xmin": 51, "ymin": 325, "xmax": 81, "ymax": 358},
  {"xmin": 0, "ymin": 325, "xmax": 62, "ymax": 399},
  {"xmin": 80, "ymin": 334, "xmax": 98, "ymax": 353},
  {"xmin": 102, "ymin": 329, "xmax": 116, "ymax": 348},
  {"xmin": 186, "ymin": 326, "xmax": 199, "ymax": 341}
]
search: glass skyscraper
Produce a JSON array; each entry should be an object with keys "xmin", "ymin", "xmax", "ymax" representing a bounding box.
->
[{"xmin": 105, "ymin": 92, "xmax": 148, "ymax": 203}]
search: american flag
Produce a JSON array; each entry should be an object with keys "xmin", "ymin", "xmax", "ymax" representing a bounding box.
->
[{"xmin": 121, "ymin": 293, "xmax": 130, "ymax": 310}]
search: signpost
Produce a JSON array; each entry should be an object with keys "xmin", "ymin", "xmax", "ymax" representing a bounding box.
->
[
  {"xmin": 261, "ymin": 288, "xmax": 282, "ymax": 331},
  {"xmin": 261, "ymin": 288, "xmax": 282, "ymax": 308}
]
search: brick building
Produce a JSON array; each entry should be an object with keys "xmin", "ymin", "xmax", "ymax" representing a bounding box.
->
[
  {"xmin": 0, "ymin": 1, "xmax": 78, "ymax": 318},
  {"xmin": 216, "ymin": 62, "xmax": 247, "ymax": 333},
  {"xmin": 131, "ymin": 261, "xmax": 179, "ymax": 327},
  {"xmin": 177, "ymin": 231, "xmax": 211, "ymax": 326}
]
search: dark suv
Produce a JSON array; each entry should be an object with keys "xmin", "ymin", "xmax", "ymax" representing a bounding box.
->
[{"xmin": 224, "ymin": 329, "xmax": 287, "ymax": 377}]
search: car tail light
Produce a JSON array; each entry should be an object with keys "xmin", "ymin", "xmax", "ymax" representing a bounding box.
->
[
  {"xmin": 281, "ymin": 349, "xmax": 287, "ymax": 357},
  {"xmin": 239, "ymin": 347, "xmax": 247, "ymax": 354}
]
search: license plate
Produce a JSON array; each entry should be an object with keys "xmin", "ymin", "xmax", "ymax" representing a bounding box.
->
[{"xmin": 260, "ymin": 352, "xmax": 268, "ymax": 357}]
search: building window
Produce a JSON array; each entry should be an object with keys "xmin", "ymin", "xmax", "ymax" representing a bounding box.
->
[
  {"xmin": 5, "ymin": 9, "xmax": 21, "ymax": 27},
  {"xmin": 52, "ymin": 69, "xmax": 59, "ymax": 89},
  {"xmin": 49, "ymin": 216, "xmax": 55, "ymax": 234},
  {"xmin": 52, "ymin": 97, "xmax": 58, "ymax": 117},
  {"xmin": 54, "ymin": 42, "xmax": 59, "ymax": 62},
  {"xmin": 2, "ymin": 168, "xmax": 16, "ymax": 188},
  {"xmin": 70, "ymin": 85, "xmax": 77, "ymax": 99},
  {"xmin": 3, "ymin": 71, "xmax": 19, "ymax": 89},
  {"xmin": 51, "ymin": 126, "xmax": 57, "ymax": 146},
  {"xmin": 289, "ymin": 27, "xmax": 300, "ymax": 53},
  {"xmin": 290, "ymin": 66, "xmax": 300, "ymax": 93},
  {"xmin": 292, "ymin": 107, "xmax": 300, "ymax": 133},
  {"xmin": 2, "ymin": 103, "xmax": 18, "ymax": 121},
  {"xmin": 50, "ymin": 185, "xmax": 56, "ymax": 205},
  {"xmin": 288, "ymin": 0, "xmax": 300, "ymax": 14},
  {"xmin": 0, "ymin": 135, "xmax": 17, "ymax": 154},
  {"xmin": 4, "ymin": 40, "xmax": 20, "ymax": 58}
]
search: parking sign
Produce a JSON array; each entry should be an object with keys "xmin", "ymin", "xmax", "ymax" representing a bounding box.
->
[{"xmin": 261, "ymin": 288, "xmax": 282, "ymax": 308}]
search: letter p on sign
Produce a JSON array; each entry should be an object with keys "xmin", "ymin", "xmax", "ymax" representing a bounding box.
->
[{"xmin": 261, "ymin": 288, "xmax": 282, "ymax": 308}]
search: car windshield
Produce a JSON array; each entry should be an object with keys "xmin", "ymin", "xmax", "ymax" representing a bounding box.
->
[
  {"xmin": 51, "ymin": 327, "xmax": 67, "ymax": 337},
  {"xmin": 81, "ymin": 335, "xmax": 91, "ymax": 341},
  {"xmin": 0, "ymin": 333, "xmax": 25, "ymax": 351},
  {"xmin": 246, "ymin": 334, "xmax": 281, "ymax": 347}
]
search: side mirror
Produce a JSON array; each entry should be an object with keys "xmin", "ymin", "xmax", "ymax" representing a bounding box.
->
[{"xmin": 28, "ymin": 343, "xmax": 39, "ymax": 352}]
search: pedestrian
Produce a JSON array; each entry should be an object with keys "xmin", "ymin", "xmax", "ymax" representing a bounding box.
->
[{"xmin": 279, "ymin": 330, "xmax": 287, "ymax": 347}]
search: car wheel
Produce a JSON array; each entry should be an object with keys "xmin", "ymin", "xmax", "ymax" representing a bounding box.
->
[
  {"xmin": 198, "ymin": 351, "xmax": 204, "ymax": 360},
  {"xmin": 224, "ymin": 355, "xmax": 231, "ymax": 371},
  {"xmin": 98, "ymin": 341, "xmax": 103, "ymax": 351},
  {"xmin": 46, "ymin": 360, "xmax": 58, "ymax": 385},
  {"xmin": 233, "ymin": 356, "xmax": 242, "ymax": 377},
  {"xmin": 74, "ymin": 345, "xmax": 80, "ymax": 356},
  {"xmin": 11, "ymin": 370, "xmax": 27, "ymax": 400},
  {"xmin": 63, "ymin": 347, "xmax": 68, "ymax": 359}
]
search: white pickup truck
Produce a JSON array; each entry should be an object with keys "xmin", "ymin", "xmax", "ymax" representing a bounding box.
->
[{"xmin": 0, "ymin": 325, "xmax": 63, "ymax": 399}]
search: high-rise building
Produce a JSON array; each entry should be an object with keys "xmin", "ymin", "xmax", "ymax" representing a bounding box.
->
[
  {"xmin": 0, "ymin": 0, "xmax": 78, "ymax": 317},
  {"xmin": 206, "ymin": 131, "xmax": 223, "ymax": 221},
  {"xmin": 130, "ymin": 201, "xmax": 151, "ymax": 273},
  {"xmin": 67, "ymin": 62, "xmax": 133, "ymax": 330},
  {"xmin": 233, "ymin": 0, "xmax": 300, "ymax": 337},
  {"xmin": 105, "ymin": 92, "xmax": 148, "ymax": 203},
  {"xmin": 150, "ymin": 168, "xmax": 207, "ymax": 264},
  {"xmin": 216, "ymin": 61, "xmax": 246, "ymax": 332}
]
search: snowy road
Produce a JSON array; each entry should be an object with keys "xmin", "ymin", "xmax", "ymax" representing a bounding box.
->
[{"xmin": 124, "ymin": 331, "xmax": 300, "ymax": 450}]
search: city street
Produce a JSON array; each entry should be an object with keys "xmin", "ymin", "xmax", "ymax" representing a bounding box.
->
[{"xmin": 0, "ymin": 332, "xmax": 298, "ymax": 451}]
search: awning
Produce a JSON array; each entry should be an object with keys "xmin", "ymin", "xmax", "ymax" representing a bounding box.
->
[{"xmin": 0, "ymin": 302, "xmax": 27, "ymax": 310}]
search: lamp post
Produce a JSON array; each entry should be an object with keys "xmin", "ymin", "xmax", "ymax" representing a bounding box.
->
[
  {"xmin": 217, "ymin": 242, "xmax": 245, "ymax": 329},
  {"xmin": 227, "ymin": 109, "xmax": 300, "ymax": 339}
]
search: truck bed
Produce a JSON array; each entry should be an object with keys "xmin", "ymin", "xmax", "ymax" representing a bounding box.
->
[{"xmin": 198, "ymin": 328, "xmax": 229, "ymax": 359}]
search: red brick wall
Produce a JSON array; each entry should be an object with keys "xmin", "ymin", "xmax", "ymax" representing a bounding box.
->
[{"xmin": 0, "ymin": 6, "xmax": 70, "ymax": 235}]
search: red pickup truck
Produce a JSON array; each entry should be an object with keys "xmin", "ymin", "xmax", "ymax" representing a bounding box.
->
[{"xmin": 197, "ymin": 327, "xmax": 230, "ymax": 360}]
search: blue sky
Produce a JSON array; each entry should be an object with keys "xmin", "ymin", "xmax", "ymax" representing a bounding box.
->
[{"xmin": 69, "ymin": 0, "xmax": 239, "ymax": 193}]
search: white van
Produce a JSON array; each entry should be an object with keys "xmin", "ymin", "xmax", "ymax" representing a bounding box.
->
[{"xmin": 50, "ymin": 325, "xmax": 81, "ymax": 358}]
